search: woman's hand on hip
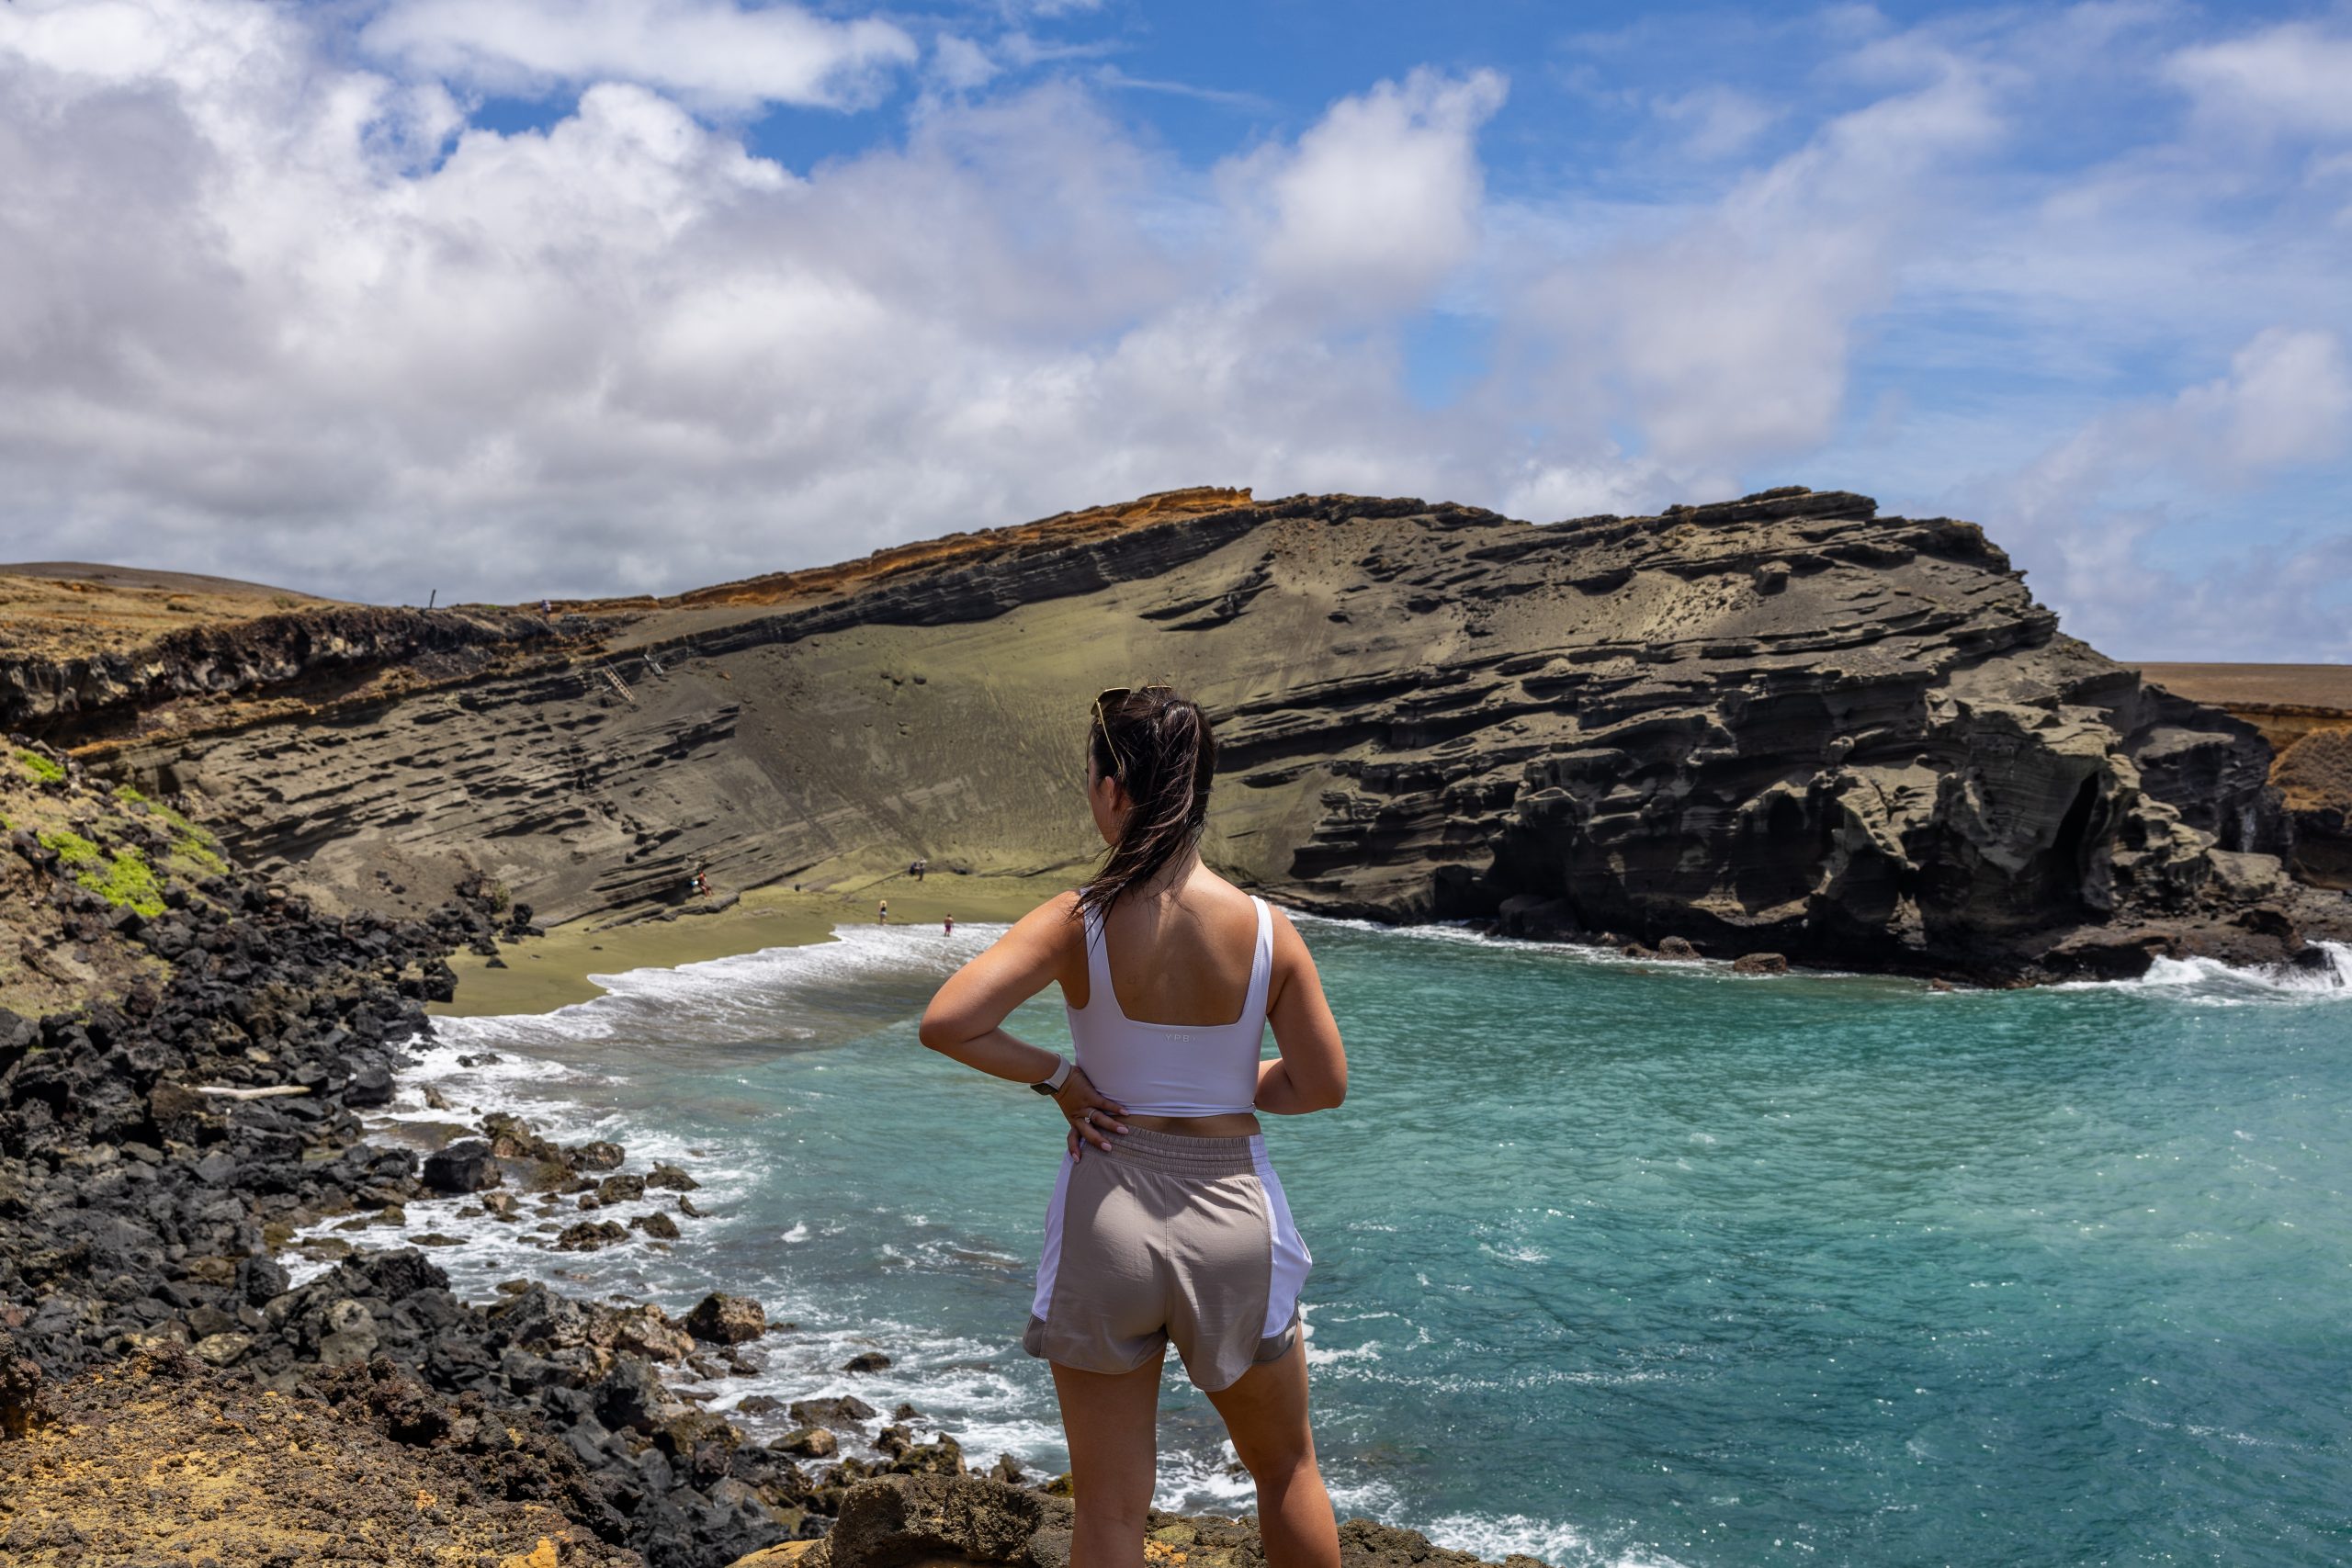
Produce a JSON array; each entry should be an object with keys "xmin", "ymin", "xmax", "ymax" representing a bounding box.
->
[{"xmin": 1056, "ymin": 1063, "xmax": 1128, "ymax": 1158}]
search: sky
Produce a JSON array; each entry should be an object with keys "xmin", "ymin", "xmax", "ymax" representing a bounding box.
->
[{"xmin": 1, "ymin": 0, "xmax": 2348, "ymax": 660}]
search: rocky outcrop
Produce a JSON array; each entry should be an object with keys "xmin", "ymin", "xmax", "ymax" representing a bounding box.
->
[
  {"xmin": 40, "ymin": 485, "xmax": 2352, "ymax": 981},
  {"xmin": 772, "ymin": 1472, "xmax": 1551, "ymax": 1568},
  {"xmin": 0, "ymin": 604, "xmax": 562, "ymax": 747},
  {"xmin": 2274, "ymin": 728, "xmax": 2352, "ymax": 889}
]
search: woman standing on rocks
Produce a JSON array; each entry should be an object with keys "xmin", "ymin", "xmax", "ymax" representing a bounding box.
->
[{"xmin": 921, "ymin": 686, "xmax": 1350, "ymax": 1568}]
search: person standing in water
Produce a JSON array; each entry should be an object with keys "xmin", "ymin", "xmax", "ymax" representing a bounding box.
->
[
  {"xmin": 877, "ymin": 898, "xmax": 888, "ymax": 924},
  {"xmin": 921, "ymin": 686, "xmax": 1348, "ymax": 1568},
  {"xmin": 944, "ymin": 915, "xmax": 956, "ymax": 936}
]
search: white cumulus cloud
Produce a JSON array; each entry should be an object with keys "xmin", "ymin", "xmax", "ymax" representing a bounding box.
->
[
  {"xmin": 1237, "ymin": 68, "xmax": 1508, "ymax": 317},
  {"xmin": 360, "ymin": 0, "xmax": 918, "ymax": 111},
  {"xmin": 2166, "ymin": 20, "xmax": 2352, "ymax": 140}
]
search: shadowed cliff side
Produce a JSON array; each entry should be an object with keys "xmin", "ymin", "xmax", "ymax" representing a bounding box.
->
[{"xmin": 33, "ymin": 485, "xmax": 2350, "ymax": 983}]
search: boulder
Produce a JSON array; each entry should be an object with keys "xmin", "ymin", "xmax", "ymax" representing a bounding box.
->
[
  {"xmin": 345, "ymin": 1063, "xmax": 394, "ymax": 1107},
  {"xmin": 1731, "ymin": 952, "xmax": 1790, "ymax": 975},
  {"xmin": 685, "ymin": 1292, "xmax": 767, "ymax": 1346},
  {"xmin": 566, "ymin": 1140, "xmax": 626, "ymax": 1172},
  {"xmin": 595, "ymin": 1173, "xmax": 644, "ymax": 1204},
  {"xmin": 816, "ymin": 1473, "xmax": 1063, "ymax": 1568},
  {"xmin": 787, "ymin": 1395, "xmax": 875, "ymax": 1427},
  {"xmin": 556, "ymin": 1220, "xmax": 628, "ymax": 1252},
  {"xmin": 593, "ymin": 1354, "xmax": 680, "ymax": 1434},
  {"xmin": 422, "ymin": 1139, "xmax": 501, "ymax": 1193},
  {"xmin": 773, "ymin": 1425, "xmax": 838, "ymax": 1459}
]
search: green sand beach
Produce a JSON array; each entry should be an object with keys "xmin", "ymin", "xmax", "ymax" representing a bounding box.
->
[{"xmin": 435, "ymin": 873, "xmax": 1072, "ymax": 1016}]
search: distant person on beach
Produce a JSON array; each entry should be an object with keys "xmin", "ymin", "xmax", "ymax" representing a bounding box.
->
[
  {"xmin": 921, "ymin": 686, "xmax": 1348, "ymax": 1568},
  {"xmin": 944, "ymin": 915, "xmax": 956, "ymax": 936},
  {"xmin": 876, "ymin": 899, "xmax": 888, "ymax": 924}
]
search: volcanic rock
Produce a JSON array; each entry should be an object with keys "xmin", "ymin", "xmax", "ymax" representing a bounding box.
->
[
  {"xmin": 70, "ymin": 486, "xmax": 2344, "ymax": 982},
  {"xmin": 685, "ymin": 1292, "xmax": 767, "ymax": 1346}
]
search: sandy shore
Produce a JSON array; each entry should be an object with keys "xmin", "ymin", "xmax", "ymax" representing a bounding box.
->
[{"xmin": 432, "ymin": 871, "xmax": 1071, "ymax": 1016}]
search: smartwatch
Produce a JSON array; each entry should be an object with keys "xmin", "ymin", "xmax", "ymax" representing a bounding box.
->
[{"xmin": 1030, "ymin": 1055, "xmax": 1072, "ymax": 1096}]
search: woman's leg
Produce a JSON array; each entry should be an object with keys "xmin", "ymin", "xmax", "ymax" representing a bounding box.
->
[
  {"xmin": 1052, "ymin": 1352, "xmax": 1165, "ymax": 1568},
  {"xmin": 1203, "ymin": 1346, "xmax": 1340, "ymax": 1568}
]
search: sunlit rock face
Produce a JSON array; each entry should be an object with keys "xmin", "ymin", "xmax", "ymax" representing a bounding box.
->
[{"xmin": 40, "ymin": 484, "xmax": 2342, "ymax": 981}]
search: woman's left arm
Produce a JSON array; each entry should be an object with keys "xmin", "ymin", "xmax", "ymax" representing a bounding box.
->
[{"xmin": 918, "ymin": 893, "xmax": 1129, "ymax": 1151}]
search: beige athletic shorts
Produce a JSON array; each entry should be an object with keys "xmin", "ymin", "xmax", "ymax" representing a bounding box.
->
[{"xmin": 1023, "ymin": 1127, "xmax": 1312, "ymax": 1393}]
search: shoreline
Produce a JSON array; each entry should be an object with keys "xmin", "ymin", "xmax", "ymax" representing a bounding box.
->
[{"xmin": 435, "ymin": 874, "xmax": 1071, "ymax": 1017}]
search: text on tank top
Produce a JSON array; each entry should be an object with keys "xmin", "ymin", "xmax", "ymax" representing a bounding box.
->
[{"xmin": 1065, "ymin": 894, "xmax": 1272, "ymax": 1118}]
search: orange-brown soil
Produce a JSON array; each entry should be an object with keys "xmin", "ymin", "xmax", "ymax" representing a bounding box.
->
[
  {"xmin": 0, "ymin": 564, "xmax": 341, "ymax": 664},
  {"xmin": 0, "ymin": 1348, "xmax": 635, "ymax": 1568},
  {"xmin": 2132, "ymin": 662, "xmax": 2352, "ymax": 749}
]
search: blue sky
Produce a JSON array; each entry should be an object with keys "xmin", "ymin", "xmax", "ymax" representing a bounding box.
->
[{"xmin": 2, "ymin": 0, "xmax": 2348, "ymax": 659}]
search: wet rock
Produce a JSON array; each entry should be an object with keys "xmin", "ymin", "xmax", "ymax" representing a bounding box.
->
[
  {"xmin": 644, "ymin": 1163, "xmax": 700, "ymax": 1191},
  {"xmin": 630, "ymin": 1211, "xmax": 680, "ymax": 1240},
  {"xmin": 842, "ymin": 1351, "xmax": 891, "ymax": 1373},
  {"xmin": 685, "ymin": 1292, "xmax": 767, "ymax": 1346},
  {"xmin": 556, "ymin": 1220, "xmax": 628, "ymax": 1252},
  {"xmin": 787, "ymin": 1395, "xmax": 876, "ymax": 1428},
  {"xmin": 773, "ymin": 1425, "xmax": 838, "ymax": 1459},
  {"xmin": 595, "ymin": 1172, "xmax": 644, "ymax": 1204},
  {"xmin": 422, "ymin": 1139, "xmax": 501, "ymax": 1193},
  {"xmin": 1657, "ymin": 936, "xmax": 1699, "ymax": 960},
  {"xmin": 1731, "ymin": 952, "xmax": 1790, "ymax": 975},
  {"xmin": 566, "ymin": 1140, "xmax": 626, "ymax": 1173}
]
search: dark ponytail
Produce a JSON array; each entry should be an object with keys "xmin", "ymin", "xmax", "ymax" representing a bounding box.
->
[{"xmin": 1079, "ymin": 687, "xmax": 1216, "ymax": 923}]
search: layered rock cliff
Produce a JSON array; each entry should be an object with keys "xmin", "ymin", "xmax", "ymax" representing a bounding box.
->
[{"xmin": 22, "ymin": 485, "xmax": 2347, "ymax": 982}]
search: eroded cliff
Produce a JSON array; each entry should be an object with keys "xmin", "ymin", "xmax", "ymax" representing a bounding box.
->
[{"xmin": 22, "ymin": 485, "xmax": 2347, "ymax": 982}]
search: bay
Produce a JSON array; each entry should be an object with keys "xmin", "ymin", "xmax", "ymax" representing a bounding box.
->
[{"xmin": 401, "ymin": 919, "xmax": 2352, "ymax": 1568}]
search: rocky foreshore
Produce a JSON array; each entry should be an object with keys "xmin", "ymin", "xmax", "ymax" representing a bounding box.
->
[{"xmin": 0, "ymin": 738, "xmax": 1548, "ymax": 1568}]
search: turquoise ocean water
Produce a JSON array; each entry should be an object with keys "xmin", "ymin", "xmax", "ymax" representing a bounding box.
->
[{"xmin": 378, "ymin": 919, "xmax": 2351, "ymax": 1567}]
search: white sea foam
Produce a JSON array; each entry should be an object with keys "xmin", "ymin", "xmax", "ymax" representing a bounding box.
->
[
  {"xmin": 2049, "ymin": 940, "xmax": 2352, "ymax": 1005},
  {"xmin": 1423, "ymin": 1512, "xmax": 1690, "ymax": 1568}
]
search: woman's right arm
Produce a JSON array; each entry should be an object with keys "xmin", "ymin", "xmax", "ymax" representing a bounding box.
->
[{"xmin": 1255, "ymin": 907, "xmax": 1347, "ymax": 1114}]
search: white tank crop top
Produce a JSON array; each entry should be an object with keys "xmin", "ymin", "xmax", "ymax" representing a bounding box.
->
[{"xmin": 1065, "ymin": 894, "xmax": 1272, "ymax": 1117}]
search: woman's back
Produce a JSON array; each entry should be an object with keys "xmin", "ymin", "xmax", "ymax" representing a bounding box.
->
[
  {"xmin": 1065, "ymin": 872, "xmax": 1270, "ymax": 1119},
  {"xmin": 1073, "ymin": 874, "xmax": 1263, "ymax": 1023}
]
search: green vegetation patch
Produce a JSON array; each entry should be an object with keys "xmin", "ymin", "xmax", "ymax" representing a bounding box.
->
[
  {"xmin": 40, "ymin": 829, "xmax": 168, "ymax": 917},
  {"xmin": 39, "ymin": 828, "xmax": 102, "ymax": 867},
  {"xmin": 16, "ymin": 750, "xmax": 64, "ymax": 784},
  {"xmin": 80, "ymin": 849, "xmax": 165, "ymax": 917}
]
